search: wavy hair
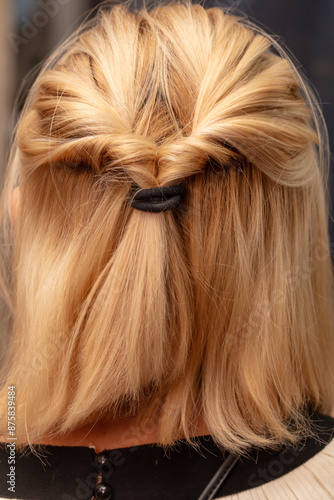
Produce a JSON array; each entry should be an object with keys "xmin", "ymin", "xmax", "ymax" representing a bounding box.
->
[{"xmin": 0, "ymin": 0, "xmax": 333, "ymax": 454}]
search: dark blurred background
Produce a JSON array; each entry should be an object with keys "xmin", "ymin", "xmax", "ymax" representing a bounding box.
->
[{"xmin": 1, "ymin": 0, "xmax": 333, "ymax": 250}]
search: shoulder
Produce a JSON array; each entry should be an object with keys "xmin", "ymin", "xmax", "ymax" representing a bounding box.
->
[
  {"xmin": 0, "ymin": 411, "xmax": 333, "ymax": 499},
  {"xmin": 216, "ymin": 411, "xmax": 334, "ymax": 499},
  {"xmin": 218, "ymin": 438, "xmax": 334, "ymax": 499}
]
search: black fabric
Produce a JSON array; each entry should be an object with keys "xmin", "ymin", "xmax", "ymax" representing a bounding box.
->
[
  {"xmin": 97, "ymin": 437, "xmax": 229, "ymax": 500},
  {"xmin": 0, "ymin": 411, "xmax": 333, "ymax": 500},
  {"xmin": 0, "ymin": 445, "xmax": 97, "ymax": 500},
  {"xmin": 197, "ymin": 453, "xmax": 239, "ymax": 500}
]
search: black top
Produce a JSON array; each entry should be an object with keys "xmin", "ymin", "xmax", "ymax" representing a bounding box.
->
[{"xmin": 0, "ymin": 412, "xmax": 333, "ymax": 500}]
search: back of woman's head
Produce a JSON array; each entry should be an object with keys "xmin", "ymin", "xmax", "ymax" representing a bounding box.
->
[{"xmin": 0, "ymin": 0, "xmax": 333, "ymax": 454}]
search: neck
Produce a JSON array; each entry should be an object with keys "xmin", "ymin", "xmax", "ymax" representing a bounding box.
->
[{"xmin": 33, "ymin": 414, "xmax": 210, "ymax": 453}]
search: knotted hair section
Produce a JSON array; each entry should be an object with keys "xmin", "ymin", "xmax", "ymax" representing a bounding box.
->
[{"xmin": 17, "ymin": 113, "xmax": 160, "ymax": 188}]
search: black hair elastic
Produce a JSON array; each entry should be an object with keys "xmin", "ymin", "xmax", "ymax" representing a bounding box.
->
[{"xmin": 129, "ymin": 184, "xmax": 187, "ymax": 213}]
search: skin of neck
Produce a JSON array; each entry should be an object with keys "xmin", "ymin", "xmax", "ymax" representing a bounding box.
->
[{"xmin": 33, "ymin": 413, "xmax": 210, "ymax": 453}]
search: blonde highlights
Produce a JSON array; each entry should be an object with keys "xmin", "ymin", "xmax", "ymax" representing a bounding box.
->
[{"xmin": 0, "ymin": 0, "xmax": 333, "ymax": 454}]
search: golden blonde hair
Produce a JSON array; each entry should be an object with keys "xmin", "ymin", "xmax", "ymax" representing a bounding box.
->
[{"xmin": 0, "ymin": 0, "xmax": 334, "ymax": 454}]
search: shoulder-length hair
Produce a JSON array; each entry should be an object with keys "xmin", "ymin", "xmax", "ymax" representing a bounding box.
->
[{"xmin": 0, "ymin": 0, "xmax": 333, "ymax": 454}]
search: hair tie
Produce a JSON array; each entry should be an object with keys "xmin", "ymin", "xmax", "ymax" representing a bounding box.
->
[{"xmin": 129, "ymin": 184, "xmax": 187, "ymax": 213}]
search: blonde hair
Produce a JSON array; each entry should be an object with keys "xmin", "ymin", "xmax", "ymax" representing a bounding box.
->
[{"xmin": 0, "ymin": 0, "xmax": 333, "ymax": 454}]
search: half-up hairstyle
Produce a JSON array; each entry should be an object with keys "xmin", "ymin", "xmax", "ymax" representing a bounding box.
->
[{"xmin": 0, "ymin": 0, "xmax": 333, "ymax": 454}]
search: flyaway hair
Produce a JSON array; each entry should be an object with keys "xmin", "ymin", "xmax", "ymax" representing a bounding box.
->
[{"xmin": 0, "ymin": 0, "xmax": 333, "ymax": 454}]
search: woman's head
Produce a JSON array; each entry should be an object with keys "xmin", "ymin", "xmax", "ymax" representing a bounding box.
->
[{"xmin": 1, "ymin": 0, "xmax": 333, "ymax": 454}]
